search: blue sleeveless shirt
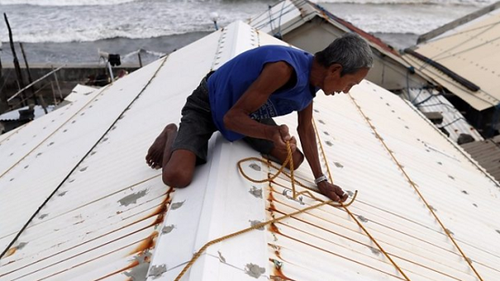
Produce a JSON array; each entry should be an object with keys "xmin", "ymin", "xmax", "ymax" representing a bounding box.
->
[{"xmin": 207, "ymin": 45, "xmax": 316, "ymax": 141}]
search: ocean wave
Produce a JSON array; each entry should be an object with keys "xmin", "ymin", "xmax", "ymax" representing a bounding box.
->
[
  {"xmin": 0, "ymin": 1, "xmax": 261, "ymax": 43},
  {"xmin": 0, "ymin": 0, "xmax": 493, "ymax": 7},
  {"xmin": 0, "ymin": 0, "xmax": 488, "ymax": 43},
  {"xmin": 16, "ymin": 27, "xmax": 214, "ymax": 43},
  {"xmin": 314, "ymin": 0, "xmax": 494, "ymax": 6},
  {"xmin": 0, "ymin": 0, "xmax": 137, "ymax": 6}
]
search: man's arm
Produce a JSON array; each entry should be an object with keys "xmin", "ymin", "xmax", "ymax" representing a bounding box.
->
[
  {"xmin": 224, "ymin": 61, "xmax": 296, "ymax": 151},
  {"xmin": 297, "ymin": 103, "xmax": 348, "ymax": 202}
]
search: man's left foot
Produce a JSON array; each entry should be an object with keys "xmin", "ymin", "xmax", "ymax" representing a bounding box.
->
[{"xmin": 145, "ymin": 124, "xmax": 177, "ymax": 169}]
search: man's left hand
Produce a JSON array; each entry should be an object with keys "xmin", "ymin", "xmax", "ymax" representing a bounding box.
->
[{"xmin": 317, "ymin": 181, "xmax": 348, "ymax": 202}]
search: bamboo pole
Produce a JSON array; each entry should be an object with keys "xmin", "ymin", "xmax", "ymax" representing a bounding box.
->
[
  {"xmin": 20, "ymin": 42, "xmax": 43, "ymax": 111},
  {"xmin": 7, "ymin": 65, "xmax": 64, "ymax": 102},
  {"xmin": 0, "ymin": 50, "xmax": 6, "ymax": 106},
  {"xmin": 0, "ymin": 55, "xmax": 8, "ymax": 114},
  {"xmin": 4, "ymin": 13, "xmax": 27, "ymax": 106},
  {"xmin": 137, "ymin": 50, "xmax": 143, "ymax": 68}
]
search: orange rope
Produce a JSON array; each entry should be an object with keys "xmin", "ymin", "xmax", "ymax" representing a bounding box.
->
[
  {"xmin": 312, "ymin": 117, "xmax": 410, "ymax": 280},
  {"xmin": 176, "ymin": 136, "xmax": 409, "ymax": 280},
  {"xmin": 348, "ymin": 93, "xmax": 482, "ymax": 281},
  {"xmin": 174, "ymin": 141, "xmax": 357, "ymax": 281}
]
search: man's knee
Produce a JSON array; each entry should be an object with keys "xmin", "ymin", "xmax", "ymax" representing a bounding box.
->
[{"xmin": 162, "ymin": 168, "xmax": 193, "ymax": 188}]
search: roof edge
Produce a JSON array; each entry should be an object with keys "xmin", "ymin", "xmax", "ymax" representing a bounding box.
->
[
  {"xmin": 417, "ymin": 1, "xmax": 500, "ymax": 44},
  {"xmin": 308, "ymin": 1, "xmax": 400, "ymax": 57},
  {"xmin": 403, "ymin": 48, "xmax": 481, "ymax": 92}
]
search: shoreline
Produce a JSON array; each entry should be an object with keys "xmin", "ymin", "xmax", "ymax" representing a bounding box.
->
[
  {"xmin": 0, "ymin": 31, "xmax": 212, "ymax": 65},
  {"xmin": 0, "ymin": 31, "xmax": 417, "ymax": 67}
]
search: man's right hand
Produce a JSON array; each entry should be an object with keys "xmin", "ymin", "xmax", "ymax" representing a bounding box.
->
[
  {"xmin": 272, "ymin": 125, "xmax": 297, "ymax": 155},
  {"xmin": 317, "ymin": 181, "xmax": 349, "ymax": 202}
]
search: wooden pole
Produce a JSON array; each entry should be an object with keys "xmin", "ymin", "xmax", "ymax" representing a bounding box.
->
[
  {"xmin": 137, "ymin": 50, "xmax": 143, "ymax": 68},
  {"xmin": 19, "ymin": 42, "xmax": 42, "ymax": 111},
  {"xmin": 50, "ymin": 81, "xmax": 57, "ymax": 105},
  {"xmin": 52, "ymin": 66, "xmax": 63, "ymax": 101},
  {"xmin": 4, "ymin": 13, "xmax": 27, "ymax": 106},
  {"xmin": 0, "ymin": 53, "xmax": 7, "ymax": 113}
]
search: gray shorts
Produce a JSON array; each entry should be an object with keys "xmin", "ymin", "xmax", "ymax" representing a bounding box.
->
[{"xmin": 171, "ymin": 73, "xmax": 275, "ymax": 165}]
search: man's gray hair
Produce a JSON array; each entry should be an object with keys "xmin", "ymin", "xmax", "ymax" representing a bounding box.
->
[{"xmin": 315, "ymin": 33, "xmax": 373, "ymax": 76}]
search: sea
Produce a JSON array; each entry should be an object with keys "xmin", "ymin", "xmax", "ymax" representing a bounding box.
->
[{"xmin": 0, "ymin": 0, "xmax": 495, "ymax": 66}]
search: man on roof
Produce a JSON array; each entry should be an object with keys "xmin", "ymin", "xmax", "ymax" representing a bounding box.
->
[{"xmin": 146, "ymin": 33, "xmax": 373, "ymax": 202}]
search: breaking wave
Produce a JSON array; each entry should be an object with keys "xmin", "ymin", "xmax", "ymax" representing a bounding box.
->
[
  {"xmin": 0, "ymin": 0, "xmax": 491, "ymax": 43},
  {"xmin": 0, "ymin": 0, "xmax": 494, "ymax": 6},
  {"xmin": 316, "ymin": 0, "xmax": 494, "ymax": 5},
  {"xmin": 0, "ymin": 0, "xmax": 138, "ymax": 6}
]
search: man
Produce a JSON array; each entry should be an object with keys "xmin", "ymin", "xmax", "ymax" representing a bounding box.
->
[{"xmin": 146, "ymin": 33, "xmax": 373, "ymax": 202}]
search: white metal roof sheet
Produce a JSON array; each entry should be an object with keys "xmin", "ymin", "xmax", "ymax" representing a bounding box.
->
[
  {"xmin": 2, "ymin": 20, "xmax": 500, "ymax": 281},
  {"xmin": 253, "ymin": 81, "xmax": 500, "ymax": 280},
  {"xmin": 0, "ymin": 21, "xmax": 272, "ymax": 281},
  {"xmin": 403, "ymin": 8, "xmax": 500, "ymax": 111},
  {"xmin": 151, "ymin": 22, "xmax": 500, "ymax": 281}
]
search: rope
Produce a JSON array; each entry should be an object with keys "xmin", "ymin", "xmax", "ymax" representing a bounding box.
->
[
  {"xmin": 174, "ymin": 200, "xmax": 331, "ymax": 281},
  {"xmin": 176, "ymin": 125, "xmax": 409, "ymax": 280},
  {"xmin": 312, "ymin": 117, "xmax": 410, "ymax": 281},
  {"xmin": 174, "ymin": 141, "xmax": 357, "ymax": 281},
  {"xmin": 347, "ymin": 94, "xmax": 483, "ymax": 281}
]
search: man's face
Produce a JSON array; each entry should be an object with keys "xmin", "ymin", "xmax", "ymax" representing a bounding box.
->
[{"xmin": 321, "ymin": 65, "xmax": 369, "ymax": 96}]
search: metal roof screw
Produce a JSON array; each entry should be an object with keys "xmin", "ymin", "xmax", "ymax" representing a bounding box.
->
[
  {"xmin": 298, "ymin": 196, "xmax": 304, "ymax": 205},
  {"xmin": 272, "ymin": 259, "xmax": 283, "ymax": 269},
  {"xmin": 282, "ymin": 188, "xmax": 291, "ymax": 197}
]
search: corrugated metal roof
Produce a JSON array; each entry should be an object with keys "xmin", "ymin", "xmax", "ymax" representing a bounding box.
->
[
  {"xmin": 406, "ymin": 88, "xmax": 483, "ymax": 142},
  {"xmin": 0, "ymin": 57, "xmax": 175, "ymax": 279},
  {"xmin": 262, "ymin": 82, "xmax": 500, "ymax": 280},
  {"xmin": 152, "ymin": 22, "xmax": 499, "ymax": 281},
  {"xmin": 462, "ymin": 135, "xmax": 500, "ymax": 181},
  {"xmin": 2, "ymin": 20, "xmax": 500, "ymax": 281},
  {"xmin": 402, "ymin": 8, "xmax": 500, "ymax": 111},
  {"xmin": 0, "ymin": 21, "xmax": 276, "ymax": 281}
]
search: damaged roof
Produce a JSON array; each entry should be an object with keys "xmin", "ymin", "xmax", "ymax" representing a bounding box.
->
[
  {"xmin": 406, "ymin": 88, "xmax": 484, "ymax": 143},
  {"xmin": 248, "ymin": 0, "xmax": 401, "ymax": 57},
  {"xmin": 402, "ymin": 2, "xmax": 500, "ymax": 111},
  {"xmin": 1, "ymin": 21, "xmax": 500, "ymax": 281},
  {"xmin": 461, "ymin": 135, "xmax": 500, "ymax": 182}
]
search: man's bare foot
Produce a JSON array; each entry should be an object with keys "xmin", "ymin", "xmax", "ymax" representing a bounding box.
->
[{"xmin": 146, "ymin": 124, "xmax": 177, "ymax": 169}]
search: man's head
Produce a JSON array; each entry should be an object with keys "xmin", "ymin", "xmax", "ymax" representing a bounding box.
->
[{"xmin": 313, "ymin": 33, "xmax": 373, "ymax": 95}]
